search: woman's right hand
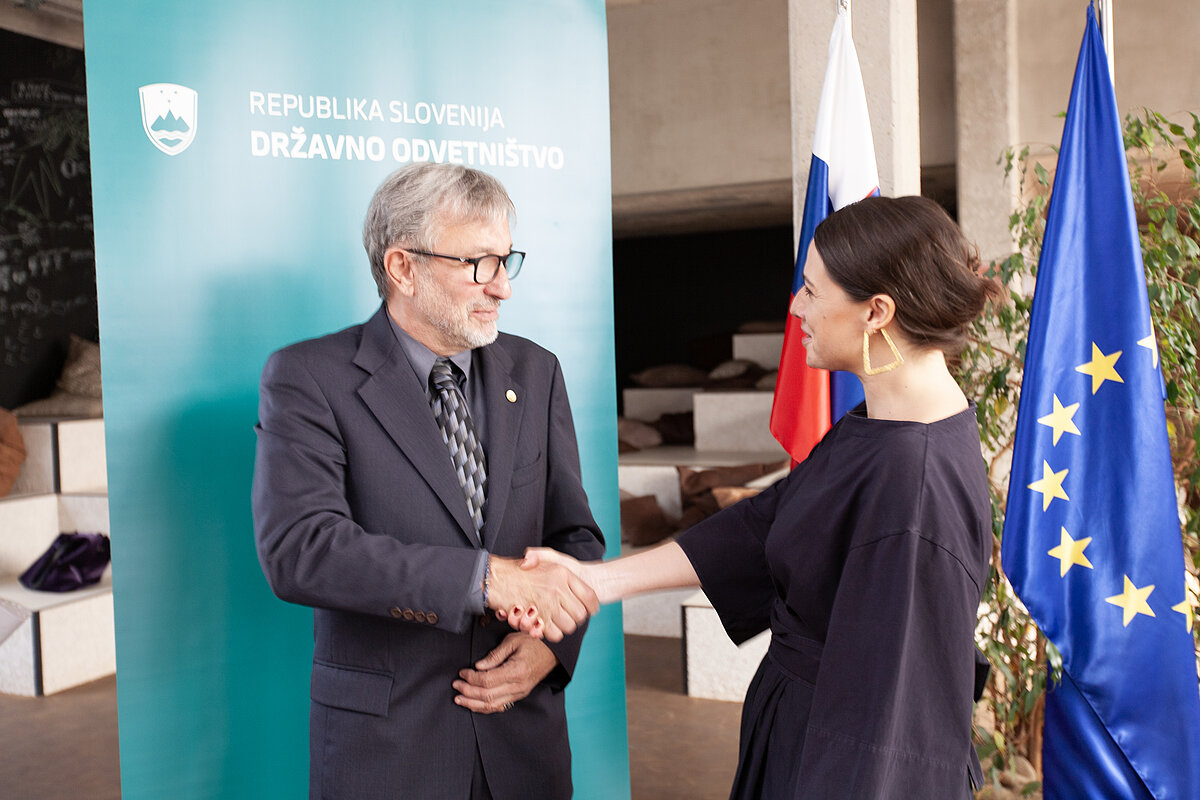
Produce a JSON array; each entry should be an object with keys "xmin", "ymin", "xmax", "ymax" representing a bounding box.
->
[
  {"xmin": 522, "ymin": 548, "xmax": 614, "ymax": 598},
  {"xmin": 508, "ymin": 541, "xmax": 699, "ymax": 638}
]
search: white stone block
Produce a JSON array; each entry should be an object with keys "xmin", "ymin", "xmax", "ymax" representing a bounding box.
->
[
  {"xmin": 0, "ymin": 577, "xmax": 116, "ymax": 696},
  {"xmin": 693, "ymin": 391, "xmax": 786, "ymax": 455},
  {"xmin": 0, "ymin": 495, "xmax": 61, "ymax": 575},
  {"xmin": 683, "ymin": 591, "xmax": 770, "ymax": 701},
  {"xmin": 38, "ymin": 586, "xmax": 116, "ymax": 695},
  {"xmin": 617, "ymin": 464, "xmax": 682, "ymax": 520},
  {"xmin": 10, "ymin": 421, "xmax": 56, "ymax": 496},
  {"xmin": 56, "ymin": 419, "xmax": 107, "ymax": 494},
  {"xmin": 57, "ymin": 493, "xmax": 110, "ymax": 535},
  {"xmin": 732, "ymin": 332, "xmax": 784, "ymax": 370},
  {"xmin": 0, "ymin": 614, "xmax": 37, "ymax": 696},
  {"xmin": 620, "ymin": 587, "xmax": 696, "ymax": 638},
  {"xmin": 620, "ymin": 446, "xmax": 788, "ymax": 469},
  {"xmin": 622, "ymin": 387, "xmax": 699, "ymax": 422}
]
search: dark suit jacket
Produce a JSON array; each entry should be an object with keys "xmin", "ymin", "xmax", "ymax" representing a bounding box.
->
[{"xmin": 252, "ymin": 306, "xmax": 605, "ymax": 800}]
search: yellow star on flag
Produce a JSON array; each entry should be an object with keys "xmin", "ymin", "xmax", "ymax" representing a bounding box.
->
[
  {"xmin": 1047, "ymin": 527, "xmax": 1093, "ymax": 576},
  {"xmin": 1138, "ymin": 331, "xmax": 1159, "ymax": 369},
  {"xmin": 1105, "ymin": 575, "xmax": 1156, "ymax": 627},
  {"xmin": 1173, "ymin": 595, "xmax": 1197, "ymax": 634},
  {"xmin": 1075, "ymin": 343, "xmax": 1124, "ymax": 394},
  {"xmin": 1037, "ymin": 395, "xmax": 1082, "ymax": 445},
  {"xmin": 1028, "ymin": 461, "xmax": 1069, "ymax": 511}
]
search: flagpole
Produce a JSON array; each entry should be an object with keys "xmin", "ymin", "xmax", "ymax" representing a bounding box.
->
[{"xmin": 1098, "ymin": 0, "xmax": 1115, "ymax": 89}]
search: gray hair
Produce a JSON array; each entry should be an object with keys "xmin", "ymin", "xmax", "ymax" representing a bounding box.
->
[{"xmin": 362, "ymin": 163, "xmax": 516, "ymax": 298}]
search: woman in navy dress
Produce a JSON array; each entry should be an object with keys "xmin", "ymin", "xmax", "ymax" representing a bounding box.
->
[{"xmin": 524, "ymin": 195, "xmax": 1000, "ymax": 799}]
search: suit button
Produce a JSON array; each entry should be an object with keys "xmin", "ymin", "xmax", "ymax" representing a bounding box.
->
[
  {"xmin": 402, "ymin": 609, "xmax": 416, "ymax": 621},
  {"xmin": 389, "ymin": 607, "xmax": 403, "ymax": 619},
  {"xmin": 414, "ymin": 611, "xmax": 427, "ymax": 623},
  {"xmin": 427, "ymin": 612, "xmax": 438, "ymax": 625}
]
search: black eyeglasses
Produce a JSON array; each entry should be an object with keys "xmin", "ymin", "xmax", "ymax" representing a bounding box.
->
[{"xmin": 406, "ymin": 249, "xmax": 525, "ymax": 284}]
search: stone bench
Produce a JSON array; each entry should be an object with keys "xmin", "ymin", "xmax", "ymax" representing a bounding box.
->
[{"xmin": 0, "ymin": 417, "xmax": 114, "ymax": 696}]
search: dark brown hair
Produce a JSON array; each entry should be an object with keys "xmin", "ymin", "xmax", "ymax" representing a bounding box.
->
[{"xmin": 812, "ymin": 195, "xmax": 1000, "ymax": 358}]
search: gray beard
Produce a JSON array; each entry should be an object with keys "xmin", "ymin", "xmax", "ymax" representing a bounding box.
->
[{"xmin": 412, "ymin": 266, "xmax": 500, "ymax": 351}]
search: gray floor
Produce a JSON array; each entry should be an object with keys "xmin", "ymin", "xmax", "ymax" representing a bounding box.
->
[
  {"xmin": 0, "ymin": 673, "xmax": 122, "ymax": 800},
  {"xmin": 0, "ymin": 635, "xmax": 740, "ymax": 800}
]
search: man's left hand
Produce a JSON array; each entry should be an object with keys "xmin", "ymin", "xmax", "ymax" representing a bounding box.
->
[{"xmin": 452, "ymin": 633, "xmax": 558, "ymax": 714}]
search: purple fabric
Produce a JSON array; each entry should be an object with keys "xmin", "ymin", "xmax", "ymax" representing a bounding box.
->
[{"xmin": 19, "ymin": 533, "xmax": 110, "ymax": 592}]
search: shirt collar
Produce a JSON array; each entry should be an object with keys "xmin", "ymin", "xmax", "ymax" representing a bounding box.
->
[{"xmin": 386, "ymin": 308, "xmax": 473, "ymax": 388}]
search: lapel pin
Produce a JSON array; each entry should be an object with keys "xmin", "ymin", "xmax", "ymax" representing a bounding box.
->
[{"xmin": 506, "ymin": 389, "xmax": 517, "ymax": 403}]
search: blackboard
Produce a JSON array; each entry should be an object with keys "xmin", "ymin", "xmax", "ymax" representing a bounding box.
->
[{"xmin": 0, "ymin": 27, "xmax": 97, "ymax": 410}]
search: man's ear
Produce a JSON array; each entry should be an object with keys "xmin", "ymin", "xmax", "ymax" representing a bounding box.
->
[
  {"xmin": 865, "ymin": 293, "xmax": 896, "ymax": 329},
  {"xmin": 384, "ymin": 247, "xmax": 415, "ymax": 297}
]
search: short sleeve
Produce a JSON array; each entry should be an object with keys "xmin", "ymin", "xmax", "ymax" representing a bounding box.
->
[{"xmin": 676, "ymin": 476, "xmax": 788, "ymax": 644}]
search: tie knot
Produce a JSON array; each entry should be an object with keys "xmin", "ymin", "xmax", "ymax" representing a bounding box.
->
[{"xmin": 431, "ymin": 358, "xmax": 461, "ymax": 392}]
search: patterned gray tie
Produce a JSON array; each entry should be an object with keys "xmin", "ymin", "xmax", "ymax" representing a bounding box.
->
[{"xmin": 429, "ymin": 358, "xmax": 487, "ymax": 542}]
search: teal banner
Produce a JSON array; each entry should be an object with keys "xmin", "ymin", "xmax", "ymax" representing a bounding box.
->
[{"xmin": 83, "ymin": 2, "xmax": 627, "ymax": 798}]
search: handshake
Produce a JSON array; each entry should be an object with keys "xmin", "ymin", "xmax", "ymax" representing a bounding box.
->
[{"xmin": 485, "ymin": 549, "xmax": 612, "ymax": 642}]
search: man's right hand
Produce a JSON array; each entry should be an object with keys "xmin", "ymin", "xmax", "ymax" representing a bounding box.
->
[{"xmin": 486, "ymin": 555, "xmax": 598, "ymax": 642}]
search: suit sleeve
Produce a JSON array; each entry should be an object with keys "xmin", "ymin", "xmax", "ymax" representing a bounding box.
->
[
  {"xmin": 538, "ymin": 358, "xmax": 606, "ymax": 684},
  {"xmin": 252, "ymin": 347, "xmax": 481, "ymax": 633}
]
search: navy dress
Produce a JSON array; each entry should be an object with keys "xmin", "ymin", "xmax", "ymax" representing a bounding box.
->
[{"xmin": 677, "ymin": 403, "xmax": 991, "ymax": 799}]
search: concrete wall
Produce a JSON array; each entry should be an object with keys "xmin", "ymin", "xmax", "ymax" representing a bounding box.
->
[
  {"xmin": 918, "ymin": 0, "xmax": 956, "ymax": 167},
  {"xmin": 5, "ymin": 0, "xmax": 1198, "ymax": 237},
  {"xmin": 956, "ymin": 0, "xmax": 1200, "ymax": 260},
  {"xmin": 1017, "ymin": 0, "xmax": 1200, "ymax": 159},
  {"xmin": 607, "ymin": 0, "xmax": 792, "ymax": 196},
  {"xmin": 608, "ymin": 0, "xmax": 956, "ymax": 234}
]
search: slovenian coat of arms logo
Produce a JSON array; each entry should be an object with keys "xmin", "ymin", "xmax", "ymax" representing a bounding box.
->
[{"xmin": 138, "ymin": 83, "xmax": 198, "ymax": 156}]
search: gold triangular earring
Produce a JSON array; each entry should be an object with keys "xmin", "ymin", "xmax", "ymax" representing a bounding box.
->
[{"xmin": 862, "ymin": 328, "xmax": 904, "ymax": 375}]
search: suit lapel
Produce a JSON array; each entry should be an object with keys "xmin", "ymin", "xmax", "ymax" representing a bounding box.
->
[
  {"xmin": 475, "ymin": 339, "xmax": 524, "ymax": 552},
  {"xmin": 353, "ymin": 307, "xmax": 480, "ymax": 547}
]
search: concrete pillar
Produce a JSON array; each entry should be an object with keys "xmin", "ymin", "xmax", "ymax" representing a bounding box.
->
[
  {"xmin": 856, "ymin": 0, "xmax": 922, "ymax": 198},
  {"xmin": 954, "ymin": 0, "xmax": 1020, "ymax": 262},
  {"xmin": 787, "ymin": 0, "xmax": 921, "ymax": 244}
]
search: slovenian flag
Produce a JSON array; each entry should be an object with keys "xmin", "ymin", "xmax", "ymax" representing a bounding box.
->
[{"xmin": 770, "ymin": 5, "xmax": 879, "ymax": 463}]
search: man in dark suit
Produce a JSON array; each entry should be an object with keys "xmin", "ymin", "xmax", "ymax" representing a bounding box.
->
[{"xmin": 252, "ymin": 163, "xmax": 605, "ymax": 800}]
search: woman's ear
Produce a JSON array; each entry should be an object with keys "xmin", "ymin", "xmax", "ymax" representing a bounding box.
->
[
  {"xmin": 865, "ymin": 294, "xmax": 896, "ymax": 330},
  {"xmin": 384, "ymin": 248, "xmax": 415, "ymax": 297}
]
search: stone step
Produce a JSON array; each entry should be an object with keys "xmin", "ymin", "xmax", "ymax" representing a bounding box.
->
[
  {"xmin": 621, "ymin": 387, "xmax": 700, "ymax": 423},
  {"xmin": 693, "ymin": 390, "xmax": 786, "ymax": 455},
  {"xmin": 0, "ymin": 574, "xmax": 115, "ymax": 696},
  {"xmin": 9, "ymin": 418, "xmax": 107, "ymax": 497},
  {"xmin": 731, "ymin": 332, "xmax": 784, "ymax": 370},
  {"xmin": 619, "ymin": 445, "xmax": 788, "ymax": 468},
  {"xmin": 58, "ymin": 493, "xmax": 110, "ymax": 535},
  {"xmin": 55, "ymin": 418, "xmax": 107, "ymax": 494},
  {"xmin": 617, "ymin": 464, "xmax": 683, "ymax": 521},
  {"xmin": 0, "ymin": 495, "xmax": 61, "ymax": 576},
  {"xmin": 621, "ymin": 587, "xmax": 697, "ymax": 638},
  {"xmin": 616, "ymin": 455, "xmax": 789, "ymax": 641},
  {"xmin": 682, "ymin": 590, "xmax": 770, "ymax": 702},
  {"xmin": 10, "ymin": 421, "xmax": 57, "ymax": 497}
]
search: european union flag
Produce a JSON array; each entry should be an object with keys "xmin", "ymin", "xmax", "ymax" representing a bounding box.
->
[{"xmin": 1000, "ymin": 5, "xmax": 1200, "ymax": 799}]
